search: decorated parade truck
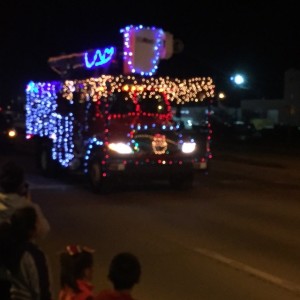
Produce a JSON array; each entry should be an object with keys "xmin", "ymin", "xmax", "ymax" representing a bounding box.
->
[{"xmin": 25, "ymin": 25, "xmax": 214, "ymax": 191}]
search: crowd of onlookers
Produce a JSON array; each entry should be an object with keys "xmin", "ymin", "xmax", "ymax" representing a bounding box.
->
[{"xmin": 0, "ymin": 160, "xmax": 141, "ymax": 300}]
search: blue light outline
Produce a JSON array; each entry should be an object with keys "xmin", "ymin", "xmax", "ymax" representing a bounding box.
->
[{"xmin": 84, "ymin": 46, "xmax": 115, "ymax": 69}]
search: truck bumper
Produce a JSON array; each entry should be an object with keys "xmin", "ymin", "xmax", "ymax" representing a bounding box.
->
[{"xmin": 106, "ymin": 160, "xmax": 195, "ymax": 180}]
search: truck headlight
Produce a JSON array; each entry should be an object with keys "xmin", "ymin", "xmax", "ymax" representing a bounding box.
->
[
  {"xmin": 181, "ymin": 142, "xmax": 196, "ymax": 153},
  {"xmin": 108, "ymin": 143, "xmax": 133, "ymax": 154}
]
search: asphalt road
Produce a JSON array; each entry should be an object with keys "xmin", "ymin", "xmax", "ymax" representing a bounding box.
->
[{"xmin": 1, "ymin": 141, "xmax": 300, "ymax": 300}]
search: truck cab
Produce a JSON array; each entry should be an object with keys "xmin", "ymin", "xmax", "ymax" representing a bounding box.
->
[{"xmin": 26, "ymin": 75, "xmax": 211, "ymax": 192}]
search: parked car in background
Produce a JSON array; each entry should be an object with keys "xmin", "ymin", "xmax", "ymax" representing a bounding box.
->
[
  {"xmin": 228, "ymin": 120, "xmax": 262, "ymax": 141},
  {"xmin": 211, "ymin": 117, "xmax": 261, "ymax": 142}
]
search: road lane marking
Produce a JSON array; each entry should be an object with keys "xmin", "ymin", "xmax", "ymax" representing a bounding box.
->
[{"xmin": 194, "ymin": 247, "xmax": 300, "ymax": 296}]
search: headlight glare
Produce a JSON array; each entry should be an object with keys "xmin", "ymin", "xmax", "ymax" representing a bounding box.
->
[
  {"xmin": 181, "ymin": 142, "xmax": 196, "ymax": 153},
  {"xmin": 108, "ymin": 143, "xmax": 133, "ymax": 154}
]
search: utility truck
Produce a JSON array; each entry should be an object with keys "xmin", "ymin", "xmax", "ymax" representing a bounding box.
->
[{"xmin": 25, "ymin": 25, "xmax": 214, "ymax": 191}]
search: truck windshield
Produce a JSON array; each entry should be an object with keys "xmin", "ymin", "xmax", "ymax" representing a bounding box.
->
[
  {"xmin": 137, "ymin": 92, "xmax": 168, "ymax": 114},
  {"xmin": 108, "ymin": 92, "xmax": 136, "ymax": 114}
]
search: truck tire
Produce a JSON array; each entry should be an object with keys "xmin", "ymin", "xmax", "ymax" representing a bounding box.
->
[
  {"xmin": 38, "ymin": 147, "xmax": 58, "ymax": 177},
  {"xmin": 88, "ymin": 157, "xmax": 112, "ymax": 193}
]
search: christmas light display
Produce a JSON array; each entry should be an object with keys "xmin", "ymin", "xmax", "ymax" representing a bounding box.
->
[
  {"xmin": 84, "ymin": 46, "xmax": 116, "ymax": 69},
  {"xmin": 26, "ymin": 75, "xmax": 213, "ymax": 173},
  {"xmin": 120, "ymin": 25, "xmax": 165, "ymax": 75},
  {"xmin": 25, "ymin": 24, "xmax": 213, "ymax": 189}
]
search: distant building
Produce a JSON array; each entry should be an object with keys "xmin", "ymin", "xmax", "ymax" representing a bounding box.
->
[
  {"xmin": 283, "ymin": 69, "xmax": 300, "ymax": 126},
  {"xmin": 240, "ymin": 68, "xmax": 300, "ymax": 128}
]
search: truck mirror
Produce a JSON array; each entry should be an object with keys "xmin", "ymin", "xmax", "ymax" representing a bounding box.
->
[
  {"xmin": 175, "ymin": 105, "xmax": 182, "ymax": 118},
  {"xmin": 56, "ymin": 92, "xmax": 72, "ymax": 116}
]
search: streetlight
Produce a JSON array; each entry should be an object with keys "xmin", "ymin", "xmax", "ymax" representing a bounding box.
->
[
  {"xmin": 230, "ymin": 73, "xmax": 246, "ymax": 87},
  {"xmin": 218, "ymin": 91, "xmax": 226, "ymax": 100}
]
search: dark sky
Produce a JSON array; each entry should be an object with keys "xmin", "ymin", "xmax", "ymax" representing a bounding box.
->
[{"xmin": 1, "ymin": 1, "xmax": 300, "ymax": 105}]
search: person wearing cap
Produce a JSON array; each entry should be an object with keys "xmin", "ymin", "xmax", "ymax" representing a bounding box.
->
[
  {"xmin": 95, "ymin": 252, "xmax": 141, "ymax": 300},
  {"xmin": 0, "ymin": 160, "xmax": 50, "ymax": 239},
  {"xmin": 58, "ymin": 244, "xmax": 95, "ymax": 300}
]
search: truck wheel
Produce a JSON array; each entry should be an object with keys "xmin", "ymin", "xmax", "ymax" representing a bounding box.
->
[
  {"xmin": 38, "ymin": 148, "xmax": 58, "ymax": 177},
  {"xmin": 88, "ymin": 158, "xmax": 111, "ymax": 193}
]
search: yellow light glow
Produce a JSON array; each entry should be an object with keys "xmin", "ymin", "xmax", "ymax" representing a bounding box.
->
[
  {"xmin": 8, "ymin": 129, "xmax": 16, "ymax": 138},
  {"xmin": 62, "ymin": 75, "xmax": 215, "ymax": 105}
]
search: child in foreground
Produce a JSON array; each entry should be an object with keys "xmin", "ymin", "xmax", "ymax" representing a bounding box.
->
[
  {"xmin": 95, "ymin": 252, "xmax": 141, "ymax": 300},
  {"xmin": 58, "ymin": 244, "xmax": 95, "ymax": 300}
]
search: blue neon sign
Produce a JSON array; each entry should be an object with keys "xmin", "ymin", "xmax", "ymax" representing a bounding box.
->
[{"xmin": 84, "ymin": 46, "xmax": 115, "ymax": 69}]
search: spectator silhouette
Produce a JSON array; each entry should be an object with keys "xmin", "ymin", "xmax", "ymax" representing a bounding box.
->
[
  {"xmin": 95, "ymin": 252, "xmax": 141, "ymax": 300},
  {"xmin": 58, "ymin": 244, "xmax": 95, "ymax": 300},
  {"xmin": 0, "ymin": 160, "xmax": 50, "ymax": 239},
  {"xmin": 0, "ymin": 206, "xmax": 52, "ymax": 300},
  {"xmin": 0, "ymin": 160, "xmax": 50, "ymax": 298}
]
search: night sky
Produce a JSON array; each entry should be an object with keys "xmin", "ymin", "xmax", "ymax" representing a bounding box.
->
[{"xmin": 1, "ymin": 1, "xmax": 300, "ymax": 105}]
